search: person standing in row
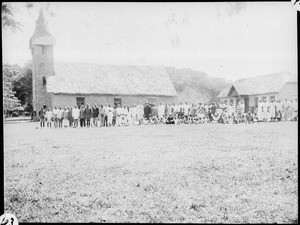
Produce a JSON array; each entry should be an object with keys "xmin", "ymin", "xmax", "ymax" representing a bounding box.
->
[
  {"xmin": 126, "ymin": 105, "xmax": 131, "ymax": 125},
  {"xmin": 136, "ymin": 101, "xmax": 144, "ymax": 125},
  {"xmin": 292, "ymin": 98, "xmax": 298, "ymax": 121},
  {"xmin": 190, "ymin": 104, "xmax": 196, "ymax": 118},
  {"xmin": 72, "ymin": 105, "xmax": 80, "ymax": 128},
  {"xmin": 39, "ymin": 107, "xmax": 46, "ymax": 128},
  {"xmin": 174, "ymin": 103, "xmax": 180, "ymax": 118},
  {"xmin": 282, "ymin": 98, "xmax": 289, "ymax": 121},
  {"xmin": 57, "ymin": 107, "xmax": 63, "ymax": 128},
  {"xmin": 107, "ymin": 104, "xmax": 113, "ymax": 126},
  {"xmin": 68, "ymin": 106, "xmax": 73, "ymax": 127},
  {"xmin": 266, "ymin": 101, "xmax": 271, "ymax": 122},
  {"xmin": 185, "ymin": 102, "xmax": 191, "ymax": 119},
  {"xmin": 103, "ymin": 103, "xmax": 108, "ymax": 127},
  {"xmin": 163, "ymin": 103, "xmax": 169, "ymax": 117},
  {"xmin": 236, "ymin": 102, "xmax": 243, "ymax": 122},
  {"xmin": 116, "ymin": 103, "xmax": 122, "ymax": 126},
  {"xmin": 240, "ymin": 101, "xmax": 245, "ymax": 114},
  {"xmin": 112, "ymin": 105, "xmax": 117, "ymax": 126},
  {"xmin": 261, "ymin": 100, "xmax": 267, "ymax": 122},
  {"xmin": 257, "ymin": 100, "xmax": 263, "ymax": 122},
  {"xmin": 144, "ymin": 103, "xmax": 152, "ymax": 121},
  {"xmin": 46, "ymin": 108, "xmax": 53, "ymax": 128},
  {"xmin": 130, "ymin": 104, "xmax": 137, "ymax": 125},
  {"xmin": 80, "ymin": 105, "xmax": 86, "ymax": 127},
  {"xmin": 275, "ymin": 99, "xmax": 282, "ymax": 121},
  {"xmin": 286, "ymin": 99, "xmax": 294, "ymax": 121},
  {"xmin": 270, "ymin": 99, "xmax": 276, "ymax": 122},
  {"xmin": 52, "ymin": 106, "xmax": 59, "ymax": 128},
  {"xmin": 157, "ymin": 103, "xmax": 164, "ymax": 123},
  {"xmin": 85, "ymin": 104, "xmax": 92, "ymax": 128},
  {"xmin": 99, "ymin": 105, "xmax": 105, "ymax": 127},
  {"xmin": 62, "ymin": 107, "xmax": 68, "ymax": 127},
  {"xmin": 92, "ymin": 104, "xmax": 99, "ymax": 127},
  {"xmin": 122, "ymin": 105, "xmax": 128, "ymax": 126},
  {"xmin": 151, "ymin": 104, "xmax": 158, "ymax": 119}
]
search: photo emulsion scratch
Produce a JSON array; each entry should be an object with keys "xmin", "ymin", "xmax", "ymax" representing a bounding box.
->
[{"xmin": 2, "ymin": 2, "xmax": 298, "ymax": 223}]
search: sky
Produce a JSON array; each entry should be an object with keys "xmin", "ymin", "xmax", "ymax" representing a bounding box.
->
[{"xmin": 2, "ymin": 2, "xmax": 297, "ymax": 82}]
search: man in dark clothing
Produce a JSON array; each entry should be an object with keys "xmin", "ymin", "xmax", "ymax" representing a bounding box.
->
[
  {"xmin": 166, "ymin": 113, "xmax": 175, "ymax": 124},
  {"xmin": 92, "ymin": 104, "xmax": 99, "ymax": 127},
  {"xmin": 38, "ymin": 107, "xmax": 46, "ymax": 128},
  {"xmin": 67, "ymin": 107, "xmax": 73, "ymax": 127},
  {"xmin": 85, "ymin": 104, "xmax": 92, "ymax": 127},
  {"xmin": 104, "ymin": 103, "xmax": 108, "ymax": 127},
  {"xmin": 79, "ymin": 105, "xmax": 86, "ymax": 127},
  {"xmin": 144, "ymin": 103, "xmax": 152, "ymax": 120}
]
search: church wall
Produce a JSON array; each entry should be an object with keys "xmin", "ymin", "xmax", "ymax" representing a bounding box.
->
[{"xmin": 52, "ymin": 94, "xmax": 176, "ymax": 108}]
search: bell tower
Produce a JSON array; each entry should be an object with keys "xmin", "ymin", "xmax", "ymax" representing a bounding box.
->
[{"xmin": 29, "ymin": 8, "xmax": 56, "ymax": 115}]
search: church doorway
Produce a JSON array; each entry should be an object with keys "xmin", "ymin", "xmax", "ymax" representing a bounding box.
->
[
  {"xmin": 76, "ymin": 97, "xmax": 85, "ymax": 108},
  {"xmin": 114, "ymin": 98, "xmax": 122, "ymax": 108}
]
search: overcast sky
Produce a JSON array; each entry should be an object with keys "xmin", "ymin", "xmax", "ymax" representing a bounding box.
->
[{"xmin": 2, "ymin": 2, "xmax": 297, "ymax": 82}]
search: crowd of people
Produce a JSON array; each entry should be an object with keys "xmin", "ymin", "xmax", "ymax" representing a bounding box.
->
[{"xmin": 37, "ymin": 98, "xmax": 298, "ymax": 128}]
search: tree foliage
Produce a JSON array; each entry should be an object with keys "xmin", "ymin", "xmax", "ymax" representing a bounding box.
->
[
  {"xmin": 1, "ymin": 3, "xmax": 23, "ymax": 31},
  {"xmin": 3, "ymin": 65, "xmax": 22, "ymax": 112},
  {"xmin": 12, "ymin": 63, "xmax": 33, "ymax": 112},
  {"xmin": 166, "ymin": 66, "xmax": 230, "ymax": 103}
]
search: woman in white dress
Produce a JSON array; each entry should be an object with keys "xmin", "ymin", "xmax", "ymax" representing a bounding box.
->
[
  {"xmin": 62, "ymin": 107, "xmax": 69, "ymax": 127},
  {"xmin": 107, "ymin": 106, "xmax": 113, "ymax": 127},
  {"xmin": 46, "ymin": 108, "xmax": 53, "ymax": 128},
  {"xmin": 116, "ymin": 104, "xmax": 123, "ymax": 126}
]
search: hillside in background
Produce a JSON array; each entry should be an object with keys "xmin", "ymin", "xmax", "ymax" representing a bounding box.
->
[{"xmin": 165, "ymin": 67, "xmax": 230, "ymax": 103}]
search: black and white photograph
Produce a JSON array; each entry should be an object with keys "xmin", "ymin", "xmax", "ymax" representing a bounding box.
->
[{"xmin": 2, "ymin": 2, "xmax": 298, "ymax": 223}]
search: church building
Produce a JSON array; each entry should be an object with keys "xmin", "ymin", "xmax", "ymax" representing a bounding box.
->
[{"xmin": 30, "ymin": 9, "xmax": 177, "ymax": 115}]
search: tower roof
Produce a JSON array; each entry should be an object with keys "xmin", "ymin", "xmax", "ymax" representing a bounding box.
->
[
  {"xmin": 38, "ymin": 7, "xmax": 46, "ymax": 21},
  {"xmin": 29, "ymin": 8, "xmax": 56, "ymax": 48}
]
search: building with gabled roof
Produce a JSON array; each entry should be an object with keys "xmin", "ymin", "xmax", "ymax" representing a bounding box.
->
[
  {"xmin": 30, "ymin": 9, "xmax": 177, "ymax": 114},
  {"xmin": 217, "ymin": 71, "xmax": 297, "ymax": 112}
]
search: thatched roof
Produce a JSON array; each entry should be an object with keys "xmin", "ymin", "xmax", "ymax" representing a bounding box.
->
[
  {"xmin": 217, "ymin": 71, "xmax": 297, "ymax": 98},
  {"xmin": 47, "ymin": 63, "xmax": 177, "ymax": 96}
]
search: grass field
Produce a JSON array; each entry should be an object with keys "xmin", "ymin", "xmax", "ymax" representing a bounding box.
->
[{"xmin": 4, "ymin": 122, "xmax": 298, "ymax": 223}]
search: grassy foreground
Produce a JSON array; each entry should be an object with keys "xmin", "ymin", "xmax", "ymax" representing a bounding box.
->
[{"xmin": 4, "ymin": 122, "xmax": 298, "ymax": 223}]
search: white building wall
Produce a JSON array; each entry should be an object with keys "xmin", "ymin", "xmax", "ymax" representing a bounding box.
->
[{"xmin": 51, "ymin": 94, "xmax": 176, "ymax": 108}]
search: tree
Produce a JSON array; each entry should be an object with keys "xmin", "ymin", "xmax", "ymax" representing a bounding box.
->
[
  {"xmin": 3, "ymin": 65, "xmax": 21, "ymax": 115},
  {"xmin": 12, "ymin": 63, "xmax": 33, "ymax": 112},
  {"xmin": 2, "ymin": 2, "xmax": 57, "ymax": 32},
  {"xmin": 1, "ymin": 3, "xmax": 23, "ymax": 31}
]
